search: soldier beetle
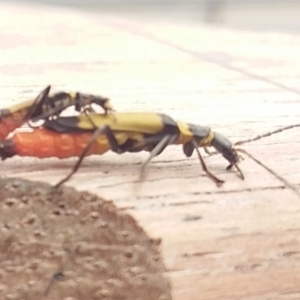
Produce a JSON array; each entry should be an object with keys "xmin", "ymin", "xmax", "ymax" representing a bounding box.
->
[{"xmin": 0, "ymin": 111, "xmax": 298, "ymax": 198}]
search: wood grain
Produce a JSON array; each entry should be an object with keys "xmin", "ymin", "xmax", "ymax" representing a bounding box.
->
[{"xmin": 1, "ymin": 2, "xmax": 300, "ymax": 299}]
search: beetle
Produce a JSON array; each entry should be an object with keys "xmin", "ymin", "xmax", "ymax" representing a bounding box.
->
[
  {"xmin": 0, "ymin": 111, "xmax": 298, "ymax": 198},
  {"xmin": 0, "ymin": 85, "xmax": 114, "ymax": 140}
]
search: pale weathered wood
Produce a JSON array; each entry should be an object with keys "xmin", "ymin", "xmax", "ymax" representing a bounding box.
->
[{"xmin": 1, "ymin": 2, "xmax": 300, "ymax": 299}]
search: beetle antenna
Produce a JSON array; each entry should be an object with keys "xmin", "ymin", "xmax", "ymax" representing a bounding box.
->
[
  {"xmin": 235, "ymin": 148, "xmax": 300, "ymax": 199},
  {"xmin": 234, "ymin": 124, "xmax": 300, "ymax": 146}
]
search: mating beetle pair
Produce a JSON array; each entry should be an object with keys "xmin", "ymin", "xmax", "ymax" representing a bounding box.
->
[{"xmin": 0, "ymin": 85, "xmax": 298, "ymax": 197}]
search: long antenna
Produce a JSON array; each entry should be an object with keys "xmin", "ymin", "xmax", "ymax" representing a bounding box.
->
[
  {"xmin": 235, "ymin": 148, "xmax": 300, "ymax": 199},
  {"xmin": 235, "ymin": 124, "xmax": 300, "ymax": 146}
]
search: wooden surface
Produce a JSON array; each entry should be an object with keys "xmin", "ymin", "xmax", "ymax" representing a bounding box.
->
[{"xmin": 2, "ymin": 2, "xmax": 300, "ymax": 299}]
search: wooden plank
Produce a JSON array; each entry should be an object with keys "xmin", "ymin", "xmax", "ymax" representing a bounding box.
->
[{"xmin": 1, "ymin": 3, "xmax": 300, "ymax": 299}]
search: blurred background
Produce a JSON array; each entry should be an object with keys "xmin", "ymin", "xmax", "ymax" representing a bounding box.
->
[{"xmin": 3, "ymin": 0, "xmax": 300, "ymax": 33}]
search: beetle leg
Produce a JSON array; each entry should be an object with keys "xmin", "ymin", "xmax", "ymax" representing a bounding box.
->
[
  {"xmin": 140, "ymin": 134, "xmax": 177, "ymax": 174},
  {"xmin": 226, "ymin": 155, "xmax": 245, "ymax": 180},
  {"xmin": 82, "ymin": 106, "xmax": 95, "ymax": 114},
  {"xmin": 184, "ymin": 144, "xmax": 218, "ymax": 158},
  {"xmin": 204, "ymin": 147, "xmax": 218, "ymax": 156},
  {"xmin": 83, "ymin": 111, "xmax": 99, "ymax": 129},
  {"xmin": 191, "ymin": 140, "xmax": 224, "ymax": 186},
  {"xmin": 27, "ymin": 122, "xmax": 40, "ymax": 129},
  {"xmin": 54, "ymin": 125, "xmax": 121, "ymax": 188}
]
